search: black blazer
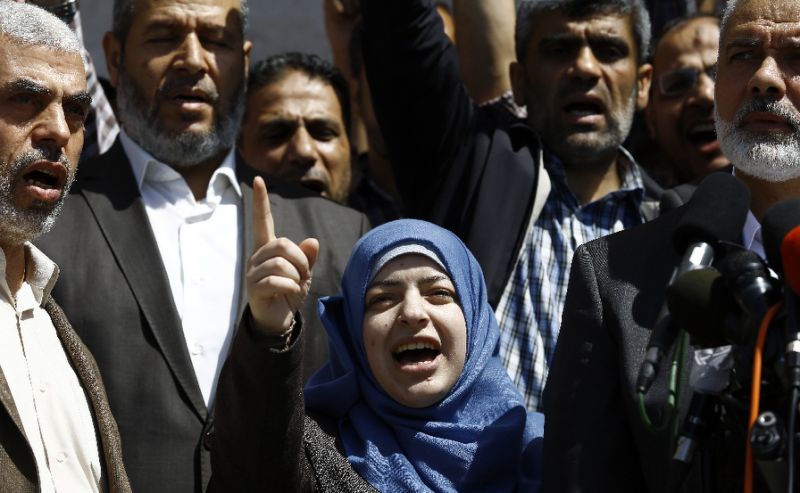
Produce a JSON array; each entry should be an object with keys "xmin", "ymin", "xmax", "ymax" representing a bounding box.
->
[
  {"xmin": 543, "ymin": 207, "xmax": 750, "ymax": 492},
  {"xmin": 35, "ymin": 141, "xmax": 369, "ymax": 493}
]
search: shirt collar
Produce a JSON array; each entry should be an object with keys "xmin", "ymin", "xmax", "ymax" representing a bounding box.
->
[
  {"xmin": 544, "ymin": 146, "xmax": 645, "ymax": 203},
  {"xmin": 119, "ymin": 129, "xmax": 242, "ymax": 200},
  {"xmin": 0, "ymin": 243, "xmax": 59, "ymax": 307}
]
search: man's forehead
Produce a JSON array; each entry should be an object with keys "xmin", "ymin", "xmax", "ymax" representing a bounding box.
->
[
  {"xmin": 0, "ymin": 41, "xmax": 86, "ymax": 94},
  {"xmin": 253, "ymin": 77, "xmax": 343, "ymax": 120},
  {"xmin": 724, "ymin": 0, "xmax": 800, "ymax": 39},
  {"xmin": 132, "ymin": 0, "xmax": 242, "ymax": 23},
  {"xmin": 532, "ymin": 10, "xmax": 635, "ymax": 45},
  {"xmin": 656, "ymin": 19, "xmax": 719, "ymax": 69}
]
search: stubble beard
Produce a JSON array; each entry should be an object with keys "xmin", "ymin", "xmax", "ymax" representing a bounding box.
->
[
  {"xmin": 533, "ymin": 85, "xmax": 637, "ymax": 168},
  {"xmin": 0, "ymin": 150, "xmax": 75, "ymax": 246}
]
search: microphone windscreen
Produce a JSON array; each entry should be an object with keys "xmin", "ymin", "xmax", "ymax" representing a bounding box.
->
[
  {"xmin": 762, "ymin": 198, "xmax": 800, "ymax": 276},
  {"xmin": 782, "ymin": 227, "xmax": 800, "ymax": 295},
  {"xmin": 667, "ymin": 268, "xmax": 735, "ymax": 346},
  {"xmin": 673, "ymin": 173, "xmax": 751, "ymax": 254}
]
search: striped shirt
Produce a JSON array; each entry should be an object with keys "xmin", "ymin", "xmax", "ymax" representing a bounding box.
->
[{"xmin": 496, "ymin": 148, "xmax": 646, "ymax": 411}]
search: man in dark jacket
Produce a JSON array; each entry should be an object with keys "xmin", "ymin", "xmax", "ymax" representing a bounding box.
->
[
  {"xmin": 359, "ymin": 0, "xmax": 662, "ymax": 410},
  {"xmin": 545, "ymin": 0, "xmax": 800, "ymax": 490}
]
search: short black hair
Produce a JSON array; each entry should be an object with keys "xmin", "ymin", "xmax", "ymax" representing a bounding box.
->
[
  {"xmin": 516, "ymin": 0, "xmax": 652, "ymax": 65},
  {"xmin": 247, "ymin": 52, "xmax": 351, "ymax": 136}
]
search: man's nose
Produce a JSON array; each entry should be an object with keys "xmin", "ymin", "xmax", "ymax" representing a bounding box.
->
[
  {"xmin": 286, "ymin": 126, "xmax": 317, "ymax": 169},
  {"xmin": 31, "ymin": 103, "xmax": 71, "ymax": 152},
  {"xmin": 747, "ymin": 56, "xmax": 786, "ymax": 99},
  {"xmin": 569, "ymin": 46, "xmax": 602, "ymax": 81},
  {"xmin": 173, "ymin": 34, "xmax": 208, "ymax": 76}
]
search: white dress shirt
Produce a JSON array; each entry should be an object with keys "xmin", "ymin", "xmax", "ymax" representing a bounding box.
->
[
  {"xmin": 0, "ymin": 244, "xmax": 102, "ymax": 493},
  {"xmin": 120, "ymin": 131, "xmax": 243, "ymax": 407}
]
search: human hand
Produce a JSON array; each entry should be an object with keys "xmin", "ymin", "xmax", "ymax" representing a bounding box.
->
[{"xmin": 246, "ymin": 177, "xmax": 319, "ymax": 335}]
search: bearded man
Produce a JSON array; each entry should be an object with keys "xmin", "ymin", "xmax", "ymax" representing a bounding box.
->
[
  {"xmin": 34, "ymin": 0, "xmax": 369, "ymax": 491},
  {"xmin": 544, "ymin": 0, "xmax": 800, "ymax": 490},
  {"xmin": 0, "ymin": 2, "xmax": 129, "ymax": 491}
]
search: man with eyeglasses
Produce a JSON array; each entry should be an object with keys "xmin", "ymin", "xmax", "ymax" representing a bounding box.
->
[{"xmin": 645, "ymin": 15, "xmax": 730, "ymax": 185}]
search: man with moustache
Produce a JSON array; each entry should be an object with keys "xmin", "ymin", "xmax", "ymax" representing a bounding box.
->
[
  {"xmin": 0, "ymin": 2, "xmax": 129, "ymax": 491},
  {"xmin": 359, "ymin": 0, "xmax": 662, "ymax": 410},
  {"xmin": 35, "ymin": 0, "xmax": 369, "ymax": 491},
  {"xmin": 544, "ymin": 0, "xmax": 800, "ymax": 490},
  {"xmin": 645, "ymin": 14, "xmax": 730, "ymax": 185},
  {"xmin": 238, "ymin": 53, "xmax": 353, "ymax": 205}
]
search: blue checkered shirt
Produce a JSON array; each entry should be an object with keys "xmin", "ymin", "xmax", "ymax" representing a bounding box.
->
[{"xmin": 496, "ymin": 149, "xmax": 646, "ymax": 411}]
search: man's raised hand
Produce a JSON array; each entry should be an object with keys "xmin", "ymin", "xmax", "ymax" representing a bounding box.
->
[{"xmin": 246, "ymin": 177, "xmax": 319, "ymax": 335}]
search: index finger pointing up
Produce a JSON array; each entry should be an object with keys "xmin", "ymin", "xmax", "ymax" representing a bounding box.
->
[{"xmin": 252, "ymin": 176, "xmax": 276, "ymax": 248}]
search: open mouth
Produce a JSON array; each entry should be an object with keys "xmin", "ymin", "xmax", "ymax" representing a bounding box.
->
[
  {"xmin": 564, "ymin": 101, "xmax": 604, "ymax": 118},
  {"xmin": 393, "ymin": 341, "xmax": 441, "ymax": 366},
  {"xmin": 687, "ymin": 122, "xmax": 718, "ymax": 146},
  {"xmin": 299, "ymin": 177, "xmax": 329, "ymax": 197},
  {"xmin": 168, "ymin": 87, "xmax": 211, "ymax": 106},
  {"xmin": 20, "ymin": 161, "xmax": 67, "ymax": 202}
]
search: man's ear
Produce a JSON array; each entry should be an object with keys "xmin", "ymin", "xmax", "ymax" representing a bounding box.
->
[
  {"xmin": 636, "ymin": 63, "xmax": 653, "ymax": 111},
  {"xmin": 103, "ymin": 32, "xmax": 122, "ymax": 88},
  {"xmin": 243, "ymin": 39, "xmax": 253, "ymax": 79},
  {"xmin": 510, "ymin": 61, "xmax": 527, "ymax": 107}
]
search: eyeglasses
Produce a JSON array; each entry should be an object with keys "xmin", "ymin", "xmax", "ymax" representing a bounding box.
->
[{"xmin": 657, "ymin": 66, "xmax": 717, "ymax": 97}]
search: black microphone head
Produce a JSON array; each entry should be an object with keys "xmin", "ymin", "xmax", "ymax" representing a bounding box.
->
[
  {"xmin": 762, "ymin": 198, "xmax": 800, "ymax": 275},
  {"xmin": 667, "ymin": 267, "xmax": 737, "ymax": 347},
  {"xmin": 673, "ymin": 173, "xmax": 751, "ymax": 254}
]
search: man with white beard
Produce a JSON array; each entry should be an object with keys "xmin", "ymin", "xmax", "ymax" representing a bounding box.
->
[
  {"xmin": 544, "ymin": 0, "xmax": 800, "ymax": 491},
  {"xmin": 0, "ymin": 2, "xmax": 129, "ymax": 491},
  {"xmin": 34, "ymin": 0, "xmax": 369, "ymax": 491}
]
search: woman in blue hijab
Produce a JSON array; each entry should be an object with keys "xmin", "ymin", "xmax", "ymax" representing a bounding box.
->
[{"xmin": 210, "ymin": 202, "xmax": 542, "ymax": 492}]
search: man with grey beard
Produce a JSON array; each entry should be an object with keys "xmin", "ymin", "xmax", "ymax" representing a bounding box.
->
[
  {"xmin": 35, "ymin": 0, "xmax": 369, "ymax": 491},
  {"xmin": 357, "ymin": 0, "xmax": 663, "ymax": 411},
  {"xmin": 0, "ymin": 2, "xmax": 130, "ymax": 491},
  {"xmin": 544, "ymin": 0, "xmax": 800, "ymax": 490}
]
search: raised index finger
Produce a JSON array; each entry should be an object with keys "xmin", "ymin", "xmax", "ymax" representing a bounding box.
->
[{"xmin": 252, "ymin": 176, "xmax": 276, "ymax": 248}]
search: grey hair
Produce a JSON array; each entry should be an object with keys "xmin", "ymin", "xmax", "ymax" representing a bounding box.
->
[
  {"xmin": 112, "ymin": 0, "xmax": 249, "ymax": 43},
  {"xmin": 515, "ymin": 0, "xmax": 652, "ymax": 64},
  {"xmin": 719, "ymin": 0, "xmax": 739, "ymax": 39},
  {"xmin": 0, "ymin": 0, "xmax": 81, "ymax": 54}
]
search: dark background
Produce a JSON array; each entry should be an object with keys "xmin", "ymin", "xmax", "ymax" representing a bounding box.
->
[{"xmin": 78, "ymin": 0, "xmax": 334, "ymax": 79}]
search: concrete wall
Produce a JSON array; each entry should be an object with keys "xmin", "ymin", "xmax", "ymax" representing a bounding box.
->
[{"xmin": 78, "ymin": 0, "xmax": 333, "ymax": 79}]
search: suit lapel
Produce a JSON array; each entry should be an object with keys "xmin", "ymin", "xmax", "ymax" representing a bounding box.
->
[
  {"xmin": 0, "ymin": 368, "xmax": 26, "ymax": 444},
  {"xmin": 78, "ymin": 142, "xmax": 207, "ymax": 420},
  {"xmin": 44, "ymin": 300, "xmax": 130, "ymax": 492}
]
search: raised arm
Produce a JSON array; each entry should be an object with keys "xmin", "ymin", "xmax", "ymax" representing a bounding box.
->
[
  {"xmin": 454, "ymin": 0, "xmax": 516, "ymax": 104},
  {"xmin": 209, "ymin": 177, "xmax": 319, "ymax": 491},
  {"xmin": 360, "ymin": 0, "xmax": 476, "ymax": 213}
]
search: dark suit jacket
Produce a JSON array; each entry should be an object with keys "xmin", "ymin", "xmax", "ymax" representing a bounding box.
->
[
  {"xmin": 35, "ymin": 141, "xmax": 369, "ymax": 493},
  {"xmin": 361, "ymin": 0, "xmax": 663, "ymax": 306},
  {"xmin": 0, "ymin": 299, "xmax": 130, "ymax": 493},
  {"xmin": 543, "ymin": 207, "xmax": 749, "ymax": 492}
]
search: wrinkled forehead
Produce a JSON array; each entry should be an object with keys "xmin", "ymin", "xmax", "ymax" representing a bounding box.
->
[
  {"xmin": 722, "ymin": 0, "xmax": 800, "ymax": 42},
  {"xmin": 0, "ymin": 40, "xmax": 86, "ymax": 94},
  {"xmin": 130, "ymin": 0, "xmax": 244, "ymax": 29}
]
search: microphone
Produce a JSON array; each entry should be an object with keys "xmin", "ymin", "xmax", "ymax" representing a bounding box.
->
[
  {"xmin": 762, "ymin": 199, "xmax": 800, "ymax": 493},
  {"xmin": 637, "ymin": 173, "xmax": 751, "ymax": 394},
  {"xmin": 666, "ymin": 267, "xmax": 737, "ymax": 348}
]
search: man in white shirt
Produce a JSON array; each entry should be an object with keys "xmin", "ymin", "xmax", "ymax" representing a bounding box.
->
[
  {"xmin": 0, "ymin": 2, "xmax": 129, "ymax": 492},
  {"xmin": 35, "ymin": 0, "xmax": 369, "ymax": 491}
]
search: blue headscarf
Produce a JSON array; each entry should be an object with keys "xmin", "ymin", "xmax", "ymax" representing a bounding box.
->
[{"xmin": 305, "ymin": 219, "xmax": 542, "ymax": 492}]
